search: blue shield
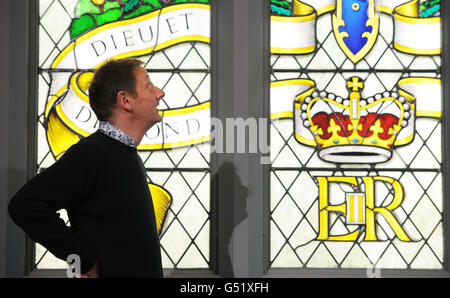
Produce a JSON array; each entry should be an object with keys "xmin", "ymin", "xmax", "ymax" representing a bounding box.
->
[{"xmin": 333, "ymin": 0, "xmax": 379, "ymax": 63}]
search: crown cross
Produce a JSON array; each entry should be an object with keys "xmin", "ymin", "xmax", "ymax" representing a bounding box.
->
[{"xmin": 348, "ymin": 77, "xmax": 364, "ymax": 92}]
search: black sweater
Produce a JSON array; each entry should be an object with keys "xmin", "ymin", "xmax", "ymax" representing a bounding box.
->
[{"xmin": 8, "ymin": 131, "xmax": 163, "ymax": 278}]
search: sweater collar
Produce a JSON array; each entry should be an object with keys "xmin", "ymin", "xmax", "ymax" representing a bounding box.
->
[{"xmin": 98, "ymin": 121, "xmax": 137, "ymax": 148}]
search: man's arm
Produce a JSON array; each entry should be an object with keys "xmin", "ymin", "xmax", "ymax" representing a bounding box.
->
[
  {"xmin": 8, "ymin": 142, "xmax": 99, "ymax": 274},
  {"xmin": 79, "ymin": 261, "xmax": 99, "ymax": 278}
]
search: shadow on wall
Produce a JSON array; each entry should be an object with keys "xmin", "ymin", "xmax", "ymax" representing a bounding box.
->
[{"xmin": 212, "ymin": 161, "xmax": 250, "ymax": 277}]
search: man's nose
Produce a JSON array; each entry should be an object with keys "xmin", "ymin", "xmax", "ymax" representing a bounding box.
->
[{"xmin": 157, "ymin": 87, "xmax": 165, "ymax": 100}]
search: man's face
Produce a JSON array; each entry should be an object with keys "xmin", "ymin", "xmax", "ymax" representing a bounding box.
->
[{"xmin": 131, "ymin": 66, "xmax": 165, "ymax": 128}]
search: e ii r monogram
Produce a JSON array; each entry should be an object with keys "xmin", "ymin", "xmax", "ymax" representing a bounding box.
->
[{"xmin": 316, "ymin": 176, "xmax": 411, "ymax": 242}]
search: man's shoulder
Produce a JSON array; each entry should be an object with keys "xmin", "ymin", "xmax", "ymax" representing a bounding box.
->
[{"xmin": 65, "ymin": 131, "xmax": 108, "ymax": 159}]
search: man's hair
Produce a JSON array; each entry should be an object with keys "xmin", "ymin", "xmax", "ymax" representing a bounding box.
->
[{"xmin": 88, "ymin": 58, "xmax": 144, "ymax": 121}]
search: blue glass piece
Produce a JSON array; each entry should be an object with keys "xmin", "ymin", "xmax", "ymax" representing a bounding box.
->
[
  {"xmin": 340, "ymin": 0, "xmax": 371, "ymax": 55},
  {"xmin": 352, "ymin": 138, "xmax": 359, "ymax": 143}
]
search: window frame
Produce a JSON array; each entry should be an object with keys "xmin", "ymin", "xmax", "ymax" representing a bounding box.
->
[
  {"xmin": 264, "ymin": 0, "xmax": 450, "ymax": 278},
  {"xmin": 25, "ymin": 0, "xmax": 219, "ymax": 278}
]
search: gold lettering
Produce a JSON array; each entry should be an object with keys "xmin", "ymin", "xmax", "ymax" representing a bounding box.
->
[
  {"xmin": 357, "ymin": 194, "xmax": 364, "ymax": 223},
  {"xmin": 363, "ymin": 177, "xmax": 410, "ymax": 241},
  {"xmin": 373, "ymin": 177, "xmax": 411, "ymax": 241},
  {"xmin": 317, "ymin": 177, "xmax": 359, "ymax": 241},
  {"xmin": 348, "ymin": 195, "xmax": 355, "ymax": 223},
  {"xmin": 317, "ymin": 176, "xmax": 411, "ymax": 242},
  {"xmin": 363, "ymin": 177, "xmax": 377, "ymax": 241}
]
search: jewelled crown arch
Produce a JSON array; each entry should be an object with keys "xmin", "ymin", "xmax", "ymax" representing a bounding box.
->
[
  {"xmin": 36, "ymin": 0, "xmax": 211, "ymax": 271},
  {"xmin": 295, "ymin": 76, "xmax": 415, "ymax": 164},
  {"xmin": 269, "ymin": 0, "xmax": 443, "ymax": 270}
]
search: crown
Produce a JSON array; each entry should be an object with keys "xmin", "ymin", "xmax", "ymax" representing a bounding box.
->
[{"xmin": 297, "ymin": 77, "xmax": 415, "ymax": 163}]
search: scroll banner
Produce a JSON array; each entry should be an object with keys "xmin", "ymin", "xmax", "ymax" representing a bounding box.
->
[
  {"xmin": 270, "ymin": 0, "xmax": 441, "ymax": 55},
  {"xmin": 270, "ymin": 77, "xmax": 442, "ymax": 147},
  {"xmin": 151, "ymin": 184, "xmax": 172, "ymax": 234},
  {"xmin": 45, "ymin": 3, "xmax": 211, "ymax": 159}
]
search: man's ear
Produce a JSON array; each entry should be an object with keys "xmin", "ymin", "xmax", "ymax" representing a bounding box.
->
[{"xmin": 116, "ymin": 90, "xmax": 133, "ymax": 112}]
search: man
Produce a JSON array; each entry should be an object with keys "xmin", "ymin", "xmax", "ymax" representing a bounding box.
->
[{"xmin": 8, "ymin": 58, "xmax": 165, "ymax": 278}]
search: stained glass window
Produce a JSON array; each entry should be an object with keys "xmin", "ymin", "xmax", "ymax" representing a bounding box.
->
[
  {"xmin": 36, "ymin": 0, "xmax": 211, "ymax": 270},
  {"xmin": 270, "ymin": 0, "xmax": 443, "ymax": 269}
]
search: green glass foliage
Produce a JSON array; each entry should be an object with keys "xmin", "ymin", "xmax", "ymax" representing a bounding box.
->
[
  {"xmin": 123, "ymin": 0, "xmax": 140, "ymax": 13},
  {"xmin": 142, "ymin": 0, "xmax": 163, "ymax": 7},
  {"xmin": 122, "ymin": 4, "xmax": 153, "ymax": 19},
  {"xmin": 270, "ymin": 0, "xmax": 292, "ymax": 16},
  {"xmin": 70, "ymin": 14, "xmax": 96, "ymax": 39},
  {"xmin": 173, "ymin": 0, "xmax": 209, "ymax": 3},
  {"xmin": 419, "ymin": 0, "xmax": 440, "ymax": 17},
  {"xmin": 70, "ymin": 0, "xmax": 210, "ymax": 40},
  {"xmin": 95, "ymin": 8, "xmax": 122, "ymax": 26}
]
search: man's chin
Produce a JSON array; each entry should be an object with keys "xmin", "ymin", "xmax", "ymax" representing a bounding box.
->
[{"xmin": 147, "ymin": 116, "xmax": 162, "ymax": 128}]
